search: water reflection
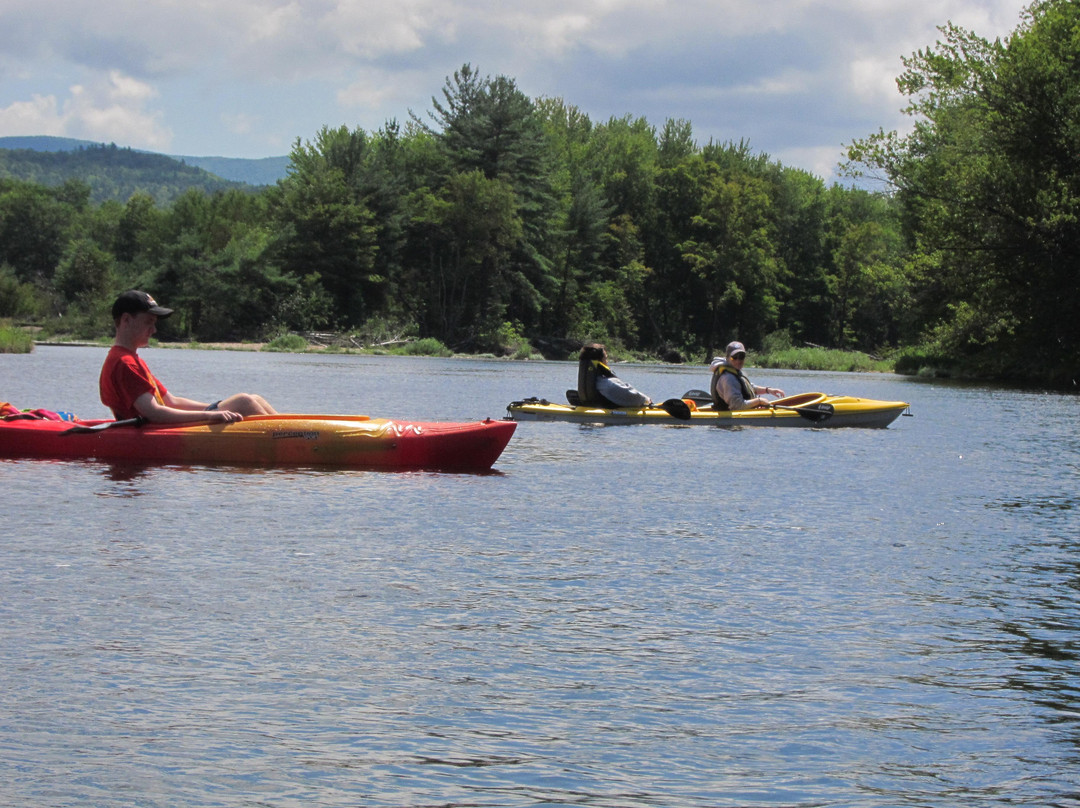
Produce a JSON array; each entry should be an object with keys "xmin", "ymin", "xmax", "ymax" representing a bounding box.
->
[{"xmin": 98, "ymin": 462, "xmax": 152, "ymax": 487}]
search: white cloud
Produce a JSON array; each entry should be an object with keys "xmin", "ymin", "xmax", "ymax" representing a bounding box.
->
[
  {"xmin": 325, "ymin": 3, "xmax": 434, "ymax": 58},
  {"xmin": 68, "ymin": 72, "xmax": 171, "ymax": 148},
  {"xmin": 222, "ymin": 112, "xmax": 257, "ymax": 137},
  {"xmin": 848, "ymin": 56, "xmax": 905, "ymax": 111},
  {"xmin": 335, "ymin": 64, "xmax": 435, "ymax": 115},
  {"xmin": 0, "ymin": 95, "xmax": 64, "ymax": 135},
  {"xmin": 735, "ymin": 70, "xmax": 815, "ymax": 98},
  {"xmin": 777, "ymin": 144, "xmax": 855, "ymax": 184},
  {"xmin": 0, "ymin": 71, "xmax": 171, "ymax": 149},
  {"xmin": 337, "ymin": 79, "xmax": 401, "ymax": 112},
  {"xmin": 248, "ymin": 1, "xmax": 306, "ymax": 42},
  {"xmin": 0, "ymin": 0, "xmax": 1031, "ymax": 174},
  {"xmin": 104, "ymin": 70, "xmax": 158, "ymax": 104}
]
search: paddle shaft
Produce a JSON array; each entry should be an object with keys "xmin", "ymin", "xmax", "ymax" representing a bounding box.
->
[
  {"xmin": 567, "ymin": 389, "xmax": 691, "ymax": 421},
  {"xmin": 62, "ymin": 417, "xmax": 145, "ymax": 434},
  {"xmin": 681, "ymin": 390, "xmax": 832, "ymax": 422}
]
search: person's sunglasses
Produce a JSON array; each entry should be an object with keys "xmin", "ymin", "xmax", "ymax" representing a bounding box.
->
[{"xmin": 732, "ymin": 353, "xmax": 746, "ymax": 360}]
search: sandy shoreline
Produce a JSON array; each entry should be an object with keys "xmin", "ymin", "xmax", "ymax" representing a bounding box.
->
[
  {"xmin": 35, "ymin": 340, "xmax": 268, "ymax": 351},
  {"xmin": 168, "ymin": 342, "xmax": 267, "ymax": 351}
]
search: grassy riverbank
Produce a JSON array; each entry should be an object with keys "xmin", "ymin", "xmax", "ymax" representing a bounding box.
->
[
  {"xmin": 0, "ymin": 322, "xmax": 34, "ymax": 353},
  {"xmin": 159, "ymin": 335, "xmax": 902, "ymax": 371},
  {"xmin": 752, "ymin": 345, "xmax": 894, "ymax": 373},
  {"xmin": 26, "ymin": 326, "xmax": 900, "ymax": 373}
]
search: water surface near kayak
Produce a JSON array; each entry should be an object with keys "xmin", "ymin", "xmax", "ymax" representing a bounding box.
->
[{"xmin": 2, "ymin": 346, "xmax": 1078, "ymax": 807}]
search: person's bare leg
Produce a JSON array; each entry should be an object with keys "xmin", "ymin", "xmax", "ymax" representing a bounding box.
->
[{"xmin": 217, "ymin": 393, "xmax": 276, "ymax": 416}]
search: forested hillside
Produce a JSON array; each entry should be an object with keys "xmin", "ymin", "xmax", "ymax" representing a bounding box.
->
[
  {"xmin": 0, "ymin": 135, "xmax": 291, "ymax": 186},
  {"xmin": 0, "ymin": 143, "xmax": 250, "ymax": 204},
  {"xmin": 1, "ymin": 0, "xmax": 1077, "ymax": 387}
]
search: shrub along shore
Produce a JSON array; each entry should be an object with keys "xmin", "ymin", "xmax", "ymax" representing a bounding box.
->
[
  {"xmin": 11, "ymin": 326, "xmax": 900, "ymax": 375},
  {"xmin": 0, "ymin": 323, "xmax": 33, "ymax": 353}
]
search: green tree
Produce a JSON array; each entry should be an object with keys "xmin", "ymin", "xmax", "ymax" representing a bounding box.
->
[
  {"xmin": 113, "ymin": 192, "xmax": 164, "ymax": 267},
  {"xmin": 584, "ymin": 116, "xmax": 662, "ymax": 346},
  {"xmin": 0, "ymin": 180, "xmax": 73, "ymax": 284},
  {"xmin": 828, "ymin": 218, "xmax": 904, "ymax": 349},
  {"xmin": 536, "ymin": 98, "xmax": 616, "ymax": 339},
  {"xmin": 148, "ymin": 189, "xmax": 286, "ymax": 340},
  {"xmin": 0, "ymin": 262, "xmax": 42, "ymax": 317},
  {"xmin": 676, "ymin": 154, "xmax": 781, "ymax": 357},
  {"xmin": 847, "ymin": 0, "xmax": 1080, "ymax": 383},
  {"xmin": 410, "ymin": 170, "xmax": 522, "ymax": 343},
  {"xmin": 653, "ymin": 141, "xmax": 712, "ymax": 349},
  {"xmin": 767, "ymin": 169, "xmax": 830, "ymax": 347},
  {"xmin": 419, "ymin": 65, "xmax": 558, "ymax": 344},
  {"xmin": 54, "ymin": 237, "xmax": 115, "ymax": 304},
  {"xmin": 271, "ymin": 128, "xmax": 379, "ymax": 327}
]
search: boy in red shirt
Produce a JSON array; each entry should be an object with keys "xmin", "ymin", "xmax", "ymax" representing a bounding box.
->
[{"xmin": 99, "ymin": 290, "xmax": 276, "ymax": 424}]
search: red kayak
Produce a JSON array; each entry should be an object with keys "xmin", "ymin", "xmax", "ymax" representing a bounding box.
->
[{"xmin": 0, "ymin": 414, "xmax": 516, "ymax": 472}]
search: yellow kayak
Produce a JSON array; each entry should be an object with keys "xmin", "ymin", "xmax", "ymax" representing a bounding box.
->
[{"xmin": 506, "ymin": 392, "xmax": 910, "ymax": 428}]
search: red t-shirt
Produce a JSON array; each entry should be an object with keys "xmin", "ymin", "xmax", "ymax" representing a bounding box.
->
[{"xmin": 99, "ymin": 346, "xmax": 168, "ymax": 419}]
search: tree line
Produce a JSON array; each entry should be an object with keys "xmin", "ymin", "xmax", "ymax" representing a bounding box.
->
[
  {"xmin": 1, "ymin": 0, "xmax": 1077, "ymax": 387},
  {"xmin": 0, "ymin": 94, "xmax": 915, "ymax": 363}
]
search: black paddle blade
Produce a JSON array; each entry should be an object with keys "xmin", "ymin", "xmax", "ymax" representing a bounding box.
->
[
  {"xmin": 659, "ymin": 398, "xmax": 692, "ymax": 421},
  {"xmin": 781, "ymin": 403, "xmax": 834, "ymax": 423},
  {"xmin": 804, "ymin": 403, "xmax": 835, "ymax": 422},
  {"xmin": 682, "ymin": 389, "xmax": 712, "ymax": 406}
]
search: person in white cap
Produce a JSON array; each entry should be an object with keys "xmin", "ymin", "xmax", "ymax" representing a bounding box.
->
[
  {"xmin": 99, "ymin": 290, "xmax": 276, "ymax": 424},
  {"xmin": 709, "ymin": 341, "xmax": 784, "ymax": 410}
]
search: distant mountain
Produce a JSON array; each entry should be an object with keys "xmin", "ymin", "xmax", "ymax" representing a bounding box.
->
[
  {"xmin": 0, "ymin": 141, "xmax": 250, "ymax": 205},
  {"xmin": 175, "ymin": 154, "xmax": 291, "ymax": 186},
  {"xmin": 0, "ymin": 136, "xmax": 290, "ymax": 186},
  {"xmin": 0, "ymin": 136, "xmax": 93, "ymax": 153}
]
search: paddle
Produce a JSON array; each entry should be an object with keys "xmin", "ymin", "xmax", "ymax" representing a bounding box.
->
[
  {"xmin": 682, "ymin": 389, "xmax": 712, "ymax": 406},
  {"xmin": 658, "ymin": 398, "xmax": 692, "ymax": 421},
  {"xmin": 680, "ymin": 389, "xmax": 834, "ymax": 423},
  {"xmin": 62, "ymin": 417, "xmax": 145, "ymax": 434},
  {"xmin": 770, "ymin": 402, "xmax": 834, "ymax": 423},
  {"xmin": 566, "ymin": 389, "xmax": 691, "ymax": 421}
]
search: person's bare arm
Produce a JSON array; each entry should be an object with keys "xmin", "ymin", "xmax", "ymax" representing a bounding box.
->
[{"xmin": 134, "ymin": 392, "xmax": 242, "ymax": 424}]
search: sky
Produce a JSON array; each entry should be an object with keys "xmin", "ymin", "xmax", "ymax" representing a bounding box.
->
[{"xmin": 0, "ymin": 0, "xmax": 1027, "ymax": 183}]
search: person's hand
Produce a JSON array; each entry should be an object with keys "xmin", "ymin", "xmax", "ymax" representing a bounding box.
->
[
  {"xmin": 762, "ymin": 386, "xmax": 784, "ymax": 398},
  {"xmin": 210, "ymin": 409, "xmax": 244, "ymax": 423}
]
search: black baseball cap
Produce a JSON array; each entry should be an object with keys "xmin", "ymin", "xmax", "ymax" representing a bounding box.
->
[{"xmin": 112, "ymin": 290, "xmax": 173, "ymax": 320}]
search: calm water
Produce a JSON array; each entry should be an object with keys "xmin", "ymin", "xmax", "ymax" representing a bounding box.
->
[{"xmin": 1, "ymin": 346, "xmax": 1078, "ymax": 807}]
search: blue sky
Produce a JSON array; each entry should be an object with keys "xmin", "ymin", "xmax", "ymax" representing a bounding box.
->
[{"xmin": 0, "ymin": 0, "xmax": 1026, "ymax": 182}]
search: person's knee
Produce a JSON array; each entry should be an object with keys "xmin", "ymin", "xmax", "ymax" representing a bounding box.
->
[{"xmin": 224, "ymin": 393, "xmax": 274, "ymax": 415}]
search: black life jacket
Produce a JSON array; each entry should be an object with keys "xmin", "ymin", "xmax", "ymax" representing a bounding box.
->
[
  {"xmin": 711, "ymin": 364, "xmax": 755, "ymax": 411},
  {"xmin": 578, "ymin": 359, "xmax": 619, "ymax": 407}
]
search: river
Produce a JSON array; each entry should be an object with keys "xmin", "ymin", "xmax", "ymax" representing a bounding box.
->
[{"xmin": 1, "ymin": 345, "xmax": 1078, "ymax": 807}]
